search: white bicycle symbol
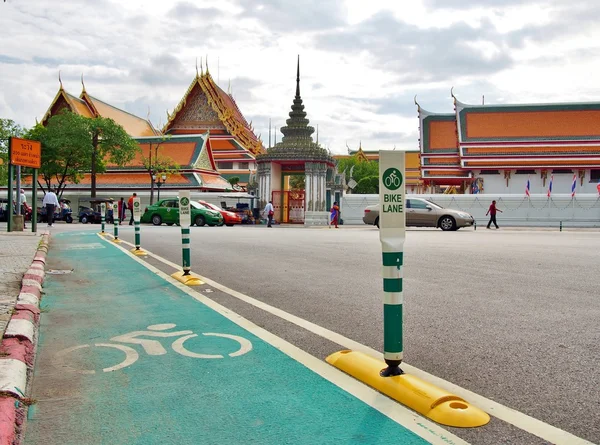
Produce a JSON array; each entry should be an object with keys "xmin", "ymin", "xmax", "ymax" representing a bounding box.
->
[
  {"xmin": 54, "ymin": 323, "xmax": 252, "ymax": 374},
  {"xmin": 384, "ymin": 171, "xmax": 401, "ymax": 188}
]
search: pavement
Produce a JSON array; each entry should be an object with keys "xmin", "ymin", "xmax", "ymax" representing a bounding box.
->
[
  {"xmin": 0, "ymin": 230, "xmax": 47, "ymax": 445},
  {"xmin": 0, "ymin": 228, "xmax": 463, "ymax": 445}
]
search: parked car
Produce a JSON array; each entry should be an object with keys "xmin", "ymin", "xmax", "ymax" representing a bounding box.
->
[
  {"xmin": 141, "ymin": 198, "xmax": 223, "ymax": 227},
  {"xmin": 38, "ymin": 199, "xmax": 73, "ymax": 224},
  {"xmin": 197, "ymin": 200, "xmax": 242, "ymax": 226},
  {"xmin": 78, "ymin": 199, "xmax": 115, "ymax": 224},
  {"xmin": 363, "ymin": 198, "xmax": 474, "ymax": 231}
]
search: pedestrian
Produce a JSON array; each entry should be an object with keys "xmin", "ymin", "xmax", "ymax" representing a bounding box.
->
[
  {"xmin": 486, "ymin": 200, "xmax": 502, "ymax": 229},
  {"xmin": 19, "ymin": 189, "xmax": 27, "ymax": 228},
  {"xmin": 128, "ymin": 192, "xmax": 137, "ymax": 225},
  {"xmin": 118, "ymin": 197, "xmax": 126, "ymax": 224},
  {"xmin": 107, "ymin": 200, "xmax": 114, "ymax": 224},
  {"xmin": 264, "ymin": 201, "xmax": 274, "ymax": 228},
  {"xmin": 42, "ymin": 188, "xmax": 59, "ymax": 227},
  {"xmin": 330, "ymin": 201, "xmax": 340, "ymax": 228}
]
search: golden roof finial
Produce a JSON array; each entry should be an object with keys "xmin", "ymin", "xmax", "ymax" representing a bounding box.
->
[
  {"xmin": 228, "ymin": 78, "xmax": 231, "ymax": 94},
  {"xmin": 200, "ymin": 57, "xmax": 204, "ymax": 75},
  {"xmin": 196, "ymin": 57, "xmax": 199, "ymax": 78},
  {"xmin": 81, "ymin": 73, "xmax": 86, "ymax": 93},
  {"xmin": 206, "ymin": 55, "xmax": 209, "ymax": 74},
  {"xmin": 414, "ymin": 95, "xmax": 421, "ymax": 112},
  {"xmin": 59, "ymin": 70, "xmax": 63, "ymax": 89}
]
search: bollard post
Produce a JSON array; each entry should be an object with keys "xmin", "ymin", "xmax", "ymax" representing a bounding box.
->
[
  {"xmin": 171, "ymin": 191, "xmax": 202, "ymax": 286},
  {"xmin": 100, "ymin": 202, "xmax": 106, "ymax": 234},
  {"xmin": 560, "ymin": 221, "xmax": 563, "ymax": 232},
  {"xmin": 474, "ymin": 220, "xmax": 477, "ymax": 231},
  {"xmin": 378, "ymin": 151, "xmax": 406, "ymax": 377},
  {"xmin": 112, "ymin": 201, "xmax": 121, "ymax": 243},
  {"xmin": 130, "ymin": 197, "xmax": 147, "ymax": 256}
]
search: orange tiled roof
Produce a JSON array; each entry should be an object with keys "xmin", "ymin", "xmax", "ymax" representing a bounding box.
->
[
  {"xmin": 85, "ymin": 95, "xmax": 157, "ymax": 137},
  {"xmin": 72, "ymin": 172, "xmax": 193, "ymax": 186}
]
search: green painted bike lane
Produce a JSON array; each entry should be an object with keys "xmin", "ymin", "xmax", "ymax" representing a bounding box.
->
[{"xmin": 25, "ymin": 231, "xmax": 434, "ymax": 445}]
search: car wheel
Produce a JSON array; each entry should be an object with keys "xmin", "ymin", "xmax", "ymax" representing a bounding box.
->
[
  {"xmin": 81, "ymin": 215, "xmax": 89, "ymax": 224},
  {"xmin": 439, "ymin": 216, "xmax": 456, "ymax": 231},
  {"xmin": 66, "ymin": 215, "xmax": 73, "ymax": 224},
  {"xmin": 152, "ymin": 214, "xmax": 162, "ymax": 226},
  {"xmin": 375, "ymin": 217, "xmax": 380, "ymax": 229},
  {"xmin": 195, "ymin": 215, "xmax": 206, "ymax": 227}
]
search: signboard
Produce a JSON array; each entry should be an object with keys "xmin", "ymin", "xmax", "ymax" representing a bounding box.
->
[
  {"xmin": 179, "ymin": 191, "xmax": 191, "ymax": 227},
  {"xmin": 10, "ymin": 137, "xmax": 41, "ymax": 169},
  {"xmin": 133, "ymin": 197, "xmax": 141, "ymax": 222},
  {"xmin": 112, "ymin": 202, "xmax": 119, "ymax": 221},
  {"xmin": 379, "ymin": 151, "xmax": 406, "ymax": 242}
]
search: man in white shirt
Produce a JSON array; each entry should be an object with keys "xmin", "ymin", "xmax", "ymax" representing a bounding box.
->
[
  {"xmin": 42, "ymin": 188, "xmax": 60, "ymax": 227},
  {"xmin": 263, "ymin": 201, "xmax": 274, "ymax": 228}
]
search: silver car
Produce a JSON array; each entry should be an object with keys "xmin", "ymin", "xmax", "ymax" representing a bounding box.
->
[{"xmin": 363, "ymin": 198, "xmax": 474, "ymax": 231}]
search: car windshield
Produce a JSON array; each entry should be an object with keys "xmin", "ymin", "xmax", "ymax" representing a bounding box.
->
[
  {"xmin": 190, "ymin": 202, "xmax": 202, "ymax": 209},
  {"xmin": 424, "ymin": 199, "xmax": 443, "ymax": 209},
  {"xmin": 201, "ymin": 202, "xmax": 221, "ymax": 211}
]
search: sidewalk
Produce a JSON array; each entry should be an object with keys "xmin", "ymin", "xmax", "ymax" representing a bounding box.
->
[{"xmin": 22, "ymin": 231, "xmax": 439, "ymax": 445}]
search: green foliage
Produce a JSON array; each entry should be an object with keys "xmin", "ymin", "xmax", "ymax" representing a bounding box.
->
[
  {"xmin": 354, "ymin": 176, "xmax": 379, "ymax": 194},
  {"xmin": 288, "ymin": 175, "xmax": 305, "ymax": 190},
  {"xmin": 227, "ymin": 176, "xmax": 240, "ymax": 186},
  {"xmin": 0, "ymin": 118, "xmax": 24, "ymax": 186}
]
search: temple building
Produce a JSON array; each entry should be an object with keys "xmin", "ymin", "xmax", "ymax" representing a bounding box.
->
[
  {"xmin": 256, "ymin": 58, "xmax": 338, "ymax": 225},
  {"xmin": 417, "ymin": 93, "xmax": 600, "ymax": 194},
  {"xmin": 39, "ymin": 65, "xmax": 267, "ymax": 194},
  {"xmin": 332, "ymin": 143, "xmax": 423, "ymax": 193}
]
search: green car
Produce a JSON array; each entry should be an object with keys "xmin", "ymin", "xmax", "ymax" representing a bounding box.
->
[{"xmin": 141, "ymin": 198, "xmax": 223, "ymax": 227}]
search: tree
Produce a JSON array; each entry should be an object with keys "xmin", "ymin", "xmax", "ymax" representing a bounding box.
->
[
  {"xmin": 140, "ymin": 135, "xmax": 179, "ymax": 204},
  {"xmin": 289, "ymin": 175, "xmax": 305, "ymax": 190},
  {"xmin": 336, "ymin": 157, "xmax": 379, "ymax": 193},
  {"xmin": 354, "ymin": 176, "xmax": 379, "ymax": 194},
  {"xmin": 0, "ymin": 118, "xmax": 24, "ymax": 186},
  {"xmin": 227, "ymin": 176, "xmax": 240, "ymax": 187}
]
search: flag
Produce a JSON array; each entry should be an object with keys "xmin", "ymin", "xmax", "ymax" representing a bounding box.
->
[
  {"xmin": 547, "ymin": 174, "xmax": 553, "ymax": 197},
  {"xmin": 525, "ymin": 177, "xmax": 530, "ymax": 197},
  {"xmin": 571, "ymin": 174, "xmax": 577, "ymax": 197}
]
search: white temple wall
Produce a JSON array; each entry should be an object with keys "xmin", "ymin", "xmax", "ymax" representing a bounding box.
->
[{"xmin": 472, "ymin": 169, "xmax": 599, "ymax": 195}]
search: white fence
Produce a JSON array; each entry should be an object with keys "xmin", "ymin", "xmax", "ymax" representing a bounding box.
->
[{"xmin": 341, "ymin": 194, "xmax": 600, "ymax": 228}]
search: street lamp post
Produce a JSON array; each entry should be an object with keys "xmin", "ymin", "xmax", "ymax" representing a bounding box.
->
[{"xmin": 152, "ymin": 173, "xmax": 167, "ymax": 201}]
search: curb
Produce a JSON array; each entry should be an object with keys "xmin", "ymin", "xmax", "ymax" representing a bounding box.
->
[{"xmin": 0, "ymin": 233, "xmax": 49, "ymax": 445}]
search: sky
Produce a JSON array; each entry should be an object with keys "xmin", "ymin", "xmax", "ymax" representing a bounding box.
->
[{"xmin": 2, "ymin": 0, "xmax": 600, "ymax": 155}]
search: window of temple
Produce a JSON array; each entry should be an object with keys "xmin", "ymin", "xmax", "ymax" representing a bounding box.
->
[
  {"xmin": 217, "ymin": 162, "xmax": 234, "ymax": 169},
  {"xmin": 238, "ymin": 162, "xmax": 249, "ymax": 169},
  {"xmin": 515, "ymin": 169, "xmax": 536, "ymax": 175},
  {"xmin": 590, "ymin": 169, "xmax": 600, "ymax": 182},
  {"xmin": 480, "ymin": 170, "xmax": 500, "ymax": 175},
  {"xmin": 552, "ymin": 169, "xmax": 574, "ymax": 174}
]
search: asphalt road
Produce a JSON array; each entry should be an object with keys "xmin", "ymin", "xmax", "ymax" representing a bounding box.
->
[{"xmin": 51, "ymin": 223, "xmax": 600, "ymax": 444}]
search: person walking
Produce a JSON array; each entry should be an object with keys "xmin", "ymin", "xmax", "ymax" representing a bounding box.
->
[
  {"xmin": 118, "ymin": 197, "xmax": 126, "ymax": 225},
  {"xmin": 486, "ymin": 199, "xmax": 502, "ymax": 229},
  {"xmin": 330, "ymin": 201, "xmax": 340, "ymax": 228},
  {"xmin": 42, "ymin": 188, "xmax": 59, "ymax": 227},
  {"xmin": 264, "ymin": 201, "xmax": 274, "ymax": 228},
  {"xmin": 128, "ymin": 192, "xmax": 137, "ymax": 225},
  {"xmin": 19, "ymin": 189, "xmax": 27, "ymax": 228}
]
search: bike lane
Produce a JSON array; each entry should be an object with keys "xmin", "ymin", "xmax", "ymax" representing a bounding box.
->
[{"xmin": 25, "ymin": 231, "xmax": 441, "ymax": 445}]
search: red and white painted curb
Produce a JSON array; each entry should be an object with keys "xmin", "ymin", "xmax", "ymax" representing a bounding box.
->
[{"xmin": 0, "ymin": 233, "xmax": 49, "ymax": 445}]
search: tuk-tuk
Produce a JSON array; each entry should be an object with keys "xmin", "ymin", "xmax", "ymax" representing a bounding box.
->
[
  {"xmin": 78, "ymin": 198, "xmax": 114, "ymax": 224},
  {"xmin": 38, "ymin": 199, "xmax": 73, "ymax": 223}
]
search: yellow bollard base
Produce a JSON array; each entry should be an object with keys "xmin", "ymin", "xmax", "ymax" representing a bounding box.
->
[
  {"xmin": 99, "ymin": 231, "xmax": 106, "ymax": 236},
  {"xmin": 112, "ymin": 238, "xmax": 122, "ymax": 244},
  {"xmin": 130, "ymin": 247, "xmax": 148, "ymax": 256},
  {"xmin": 326, "ymin": 350, "xmax": 490, "ymax": 428},
  {"xmin": 170, "ymin": 271, "xmax": 204, "ymax": 286}
]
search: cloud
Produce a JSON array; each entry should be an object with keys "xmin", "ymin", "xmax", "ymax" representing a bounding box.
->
[{"xmin": 167, "ymin": 2, "xmax": 222, "ymax": 21}]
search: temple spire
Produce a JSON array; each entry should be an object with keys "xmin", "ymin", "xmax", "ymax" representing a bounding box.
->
[
  {"xmin": 296, "ymin": 55, "xmax": 300, "ymax": 98},
  {"xmin": 58, "ymin": 70, "xmax": 63, "ymax": 90},
  {"xmin": 81, "ymin": 73, "xmax": 86, "ymax": 93}
]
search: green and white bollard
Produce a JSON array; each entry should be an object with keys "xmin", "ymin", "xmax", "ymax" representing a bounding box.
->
[
  {"xmin": 171, "ymin": 191, "xmax": 202, "ymax": 286},
  {"xmin": 130, "ymin": 197, "xmax": 147, "ymax": 256},
  {"xmin": 112, "ymin": 201, "xmax": 121, "ymax": 243},
  {"xmin": 378, "ymin": 151, "xmax": 406, "ymax": 377},
  {"xmin": 100, "ymin": 202, "xmax": 106, "ymax": 235}
]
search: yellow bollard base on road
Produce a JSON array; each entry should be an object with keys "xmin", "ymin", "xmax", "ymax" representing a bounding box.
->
[
  {"xmin": 112, "ymin": 238, "xmax": 122, "ymax": 244},
  {"xmin": 130, "ymin": 247, "xmax": 148, "ymax": 256},
  {"xmin": 171, "ymin": 271, "xmax": 204, "ymax": 286},
  {"xmin": 99, "ymin": 231, "xmax": 106, "ymax": 236},
  {"xmin": 326, "ymin": 350, "xmax": 490, "ymax": 428}
]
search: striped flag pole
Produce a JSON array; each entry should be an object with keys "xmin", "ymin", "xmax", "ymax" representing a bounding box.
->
[
  {"xmin": 571, "ymin": 173, "xmax": 577, "ymax": 198},
  {"xmin": 379, "ymin": 151, "xmax": 406, "ymax": 377}
]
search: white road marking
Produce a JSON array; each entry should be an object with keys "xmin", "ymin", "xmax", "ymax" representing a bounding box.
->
[
  {"xmin": 53, "ymin": 344, "xmax": 139, "ymax": 374},
  {"xmin": 204, "ymin": 332, "xmax": 253, "ymax": 357},
  {"xmin": 111, "ymin": 235, "xmax": 598, "ymax": 445},
  {"xmin": 105, "ymin": 235, "xmax": 468, "ymax": 445}
]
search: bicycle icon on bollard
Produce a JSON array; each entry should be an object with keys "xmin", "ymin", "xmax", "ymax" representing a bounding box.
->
[{"xmin": 54, "ymin": 323, "xmax": 253, "ymax": 374}]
